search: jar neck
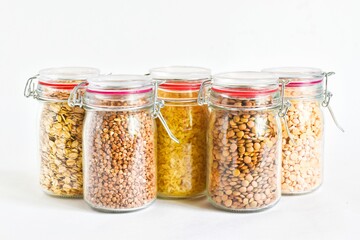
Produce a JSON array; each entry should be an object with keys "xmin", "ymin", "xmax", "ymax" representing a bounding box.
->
[
  {"xmin": 284, "ymin": 81, "xmax": 323, "ymax": 100},
  {"xmin": 83, "ymin": 90, "xmax": 154, "ymax": 110},
  {"xmin": 209, "ymin": 89, "xmax": 280, "ymax": 109},
  {"xmin": 157, "ymin": 88, "xmax": 199, "ymax": 102},
  {"xmin": 36, "ymin": 84, "xmax": 76, "ymax": 102}
]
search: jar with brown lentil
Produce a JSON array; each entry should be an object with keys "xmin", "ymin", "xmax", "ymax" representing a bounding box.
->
[
  {"xmin": 262, "ymin": 68, "xmax": 341, "ymax": 195},
  {"xmin": 69, "ymin": 74, "xmax": 161, "ymax": 212},
  {"xmin": 150, "ymin": 66, "xmax": 210, "ymax": 199},
  {"xmin": 24, "ymin": 67, "xmax": 100, "ymax": 198},
  {"xmin": 199, "ymin": 72, "xmax": 283, "ymax": 212}
]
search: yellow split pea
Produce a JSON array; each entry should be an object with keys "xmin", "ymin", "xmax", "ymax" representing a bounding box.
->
[{"xmin": 281, "ymin": 99, "xmax": 323, "ymax": 194}]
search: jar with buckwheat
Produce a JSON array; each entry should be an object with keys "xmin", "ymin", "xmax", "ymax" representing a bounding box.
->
[{"xmin": 69, "ymin": 74, "xmax": 174, "ymax": 212}]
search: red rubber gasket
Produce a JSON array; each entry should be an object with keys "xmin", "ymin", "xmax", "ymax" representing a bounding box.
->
[
  {"xmin": 212, "ymin": 87, "xmax": 278, "ymax": 97},
  {"xmin": 159, "ymin": 82, "xmax": 202, "ymax": 91},
  {"xmin": 86, "ymin": 88, "xmax": 153, "ymax": 95},
  {"xmin": 287, "ymin": 79, "xmax": 323, "ymax": 87},
  {"xmin": 38, "ymin": 81, "xmax": 84, "ymax": 90}
]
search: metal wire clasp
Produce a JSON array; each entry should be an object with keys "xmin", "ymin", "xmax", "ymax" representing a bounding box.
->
[
  {"xmin": 152, "ymin": 80, "xmax": 180, "ymax": 143},
  {"xmin": 321, "ymin": 72, "xmax": 344, "ymax": 132},
  {"xmin": 279, "ymin": 79, "xmax": 295, "ymax": 144},
  {"xmin": 24, "ymin": 74, "xmax": 39, "ymax": 98},
  {"xmin": 68, "ymin": 82, "xmax": 87, "ymax": 107},
  {"xmin": 197, "ymin": 79, "xmax": 212, "ymax": 105},
  {"xmin": 322, "ymin": 72, "xmax": 335, "ymax": 107}
]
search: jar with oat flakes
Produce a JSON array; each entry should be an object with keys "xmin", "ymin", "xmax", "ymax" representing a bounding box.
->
[
  {"xmin": 69, "ymin": 74, "xmax": 175, "ymax": 212},
  {"xmin": 150, "ymin": 66, "xmax": 210, "ymax": 199},
  {"xmin": 198, "ymin": 72, "xmax": 285, "ymax": 212},
  {"xmin": 24, "ymin": 67, "xmax": 100, "ymax": 197},
  {"xmin": 262, "ymin": 67, "xmax": 342, "ymax": 195}
]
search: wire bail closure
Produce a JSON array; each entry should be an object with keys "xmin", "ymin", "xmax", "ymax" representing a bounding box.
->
[
  {"xmin": 321, "ymin": 72, "xmax": 344, "ymax": 132},
  {"xmin": 24, "ymin": 74, "xmax": 39, "ymax": 98},
  {"xmin": 152, "ymin": 80, "xmax": 180, "ymax": 143},
  {"xmin": 278, "ymin": 79, "xmax": 295, "ymax": 144},
  {"xmin": 68, "ymin": 81, "xmax": 87, "ymax": 107},
  {"xmin": 321, "ymin": 72, "xmax": 334, "ymax": 107},
  {"xmin": 197, "ymin": 79, "xmax": 212, "ymax": 105}
]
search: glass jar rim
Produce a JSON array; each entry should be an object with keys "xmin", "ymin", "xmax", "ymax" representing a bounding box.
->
[
  {"xmin": 150, "ymin": 66, "xmax": 211, "ymax": 81},
  {"xmin": 212, "ymin": 71, "xmax": 279, "ymax": 88},
  {"xmin": 261, "ymin": 67, "xmax": 324, "ymax": 84},
  {"xmin": 212, "ymin": 87, "xmax": 278, "ymax": 98},
  {"xmin": 86, "ymin": 74, "xmax": 153, "ymax": 93},
  {"xmin": 38, "ymin": 67, "xmax": 100, "ymax": 83}
]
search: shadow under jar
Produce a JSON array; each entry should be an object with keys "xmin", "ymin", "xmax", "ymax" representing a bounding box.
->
[
  {"xmin": 24, "ymin": 67, "xmax": 100, "ymax": 198},
  {"xmin": 69, "ymin": 75, "xmax": 157, "ymax": 212},
  {"xmin": 200, "ymin": 72, "xmax": 283, "ymax": 212},
  {"xmin": 150, "ymin": 66, "xmax": 211, "ymax": 199},
  {"xmin": 262, "ymin": 67, "xmax": 337, "ymax": 195}
]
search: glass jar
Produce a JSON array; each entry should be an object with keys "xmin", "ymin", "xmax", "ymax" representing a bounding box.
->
[
  {"xmin": 69, "ymin": 74, "xmax": 164, "ymax": 212},
  {"xmin": 262, "ymin": 67, "xmax": 340, "ymax": 195},
  {"xmin": 150, "ymin": 66, "xmax": 210, "ymax": 199},
  {"xmin": 199, "ymin": 72, "xmax": 283, "ymax": 212},
  {"xmin": 24, "ymin": 67, "xmax": 100, "ymax": 198}
]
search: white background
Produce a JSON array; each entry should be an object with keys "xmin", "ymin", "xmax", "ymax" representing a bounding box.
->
[{"xmin": 0, "ymin": 0, "xmax": 359, "ymax": 239}]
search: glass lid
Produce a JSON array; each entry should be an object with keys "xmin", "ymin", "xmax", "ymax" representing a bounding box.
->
[
  {"xmin": 262, "ymin": 67, "xmax": 325, "ymax": 85},
  {"xmin": 149, "ymin": 66, "xmax": 211, "ymax": 81},
  {"xmin": 38, "ymin": 67, "xmax": 100, "ymax": 83},
  {"xmin": 86, "ymin": 74, "xmax": 153, "ymax": 93},
  {"xmin": 212, "ymin": 71, "xmax": 279, "ymax": 88},
  {"xmin": 211, "ymin": 71, "xmax": 279, "ymax": 97}
]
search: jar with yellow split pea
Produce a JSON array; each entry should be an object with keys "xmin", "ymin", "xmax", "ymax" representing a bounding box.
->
[
  {"xmin": 150, "ymin": 66, "xmax": 211, "ymax": 198},
  {"xmin": 262, "ymin": 68, "xmax": 342, "ymax": 195},
  {"xmin": 24, "ymin": 67, "xmax": 100, "ymax": 197}
]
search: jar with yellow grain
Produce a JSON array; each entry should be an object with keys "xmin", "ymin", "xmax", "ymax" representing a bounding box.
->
[
  {"xmin": 150, "ymin": 66, "xmax": 211, "ymax": 199},
  {"xmin": 262, "ymin": 68, "xmax": 342, "ymax": 195},
  {"xmin": 199, "ymin": 72, "xmax": 286, "ymax": 212}
]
